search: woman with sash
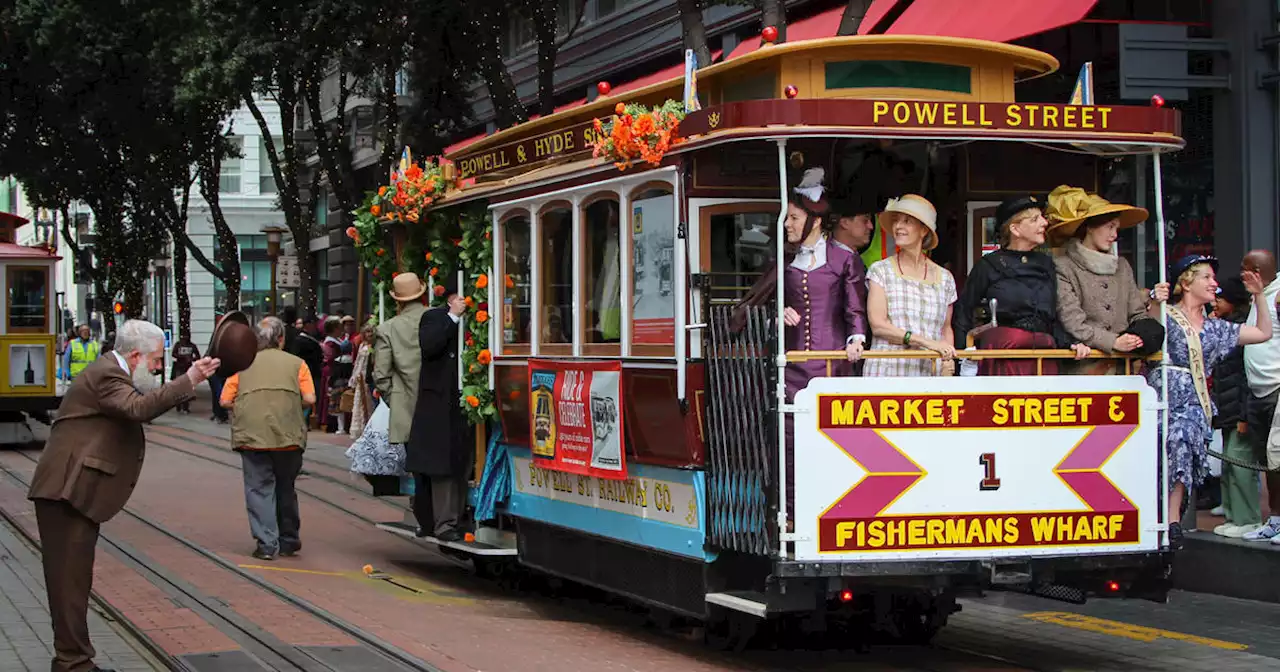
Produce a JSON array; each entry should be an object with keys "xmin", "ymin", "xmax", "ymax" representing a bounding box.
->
[{"xmin": 1154, "ymin": 255, "xmax": 1273, "ymax": 548}]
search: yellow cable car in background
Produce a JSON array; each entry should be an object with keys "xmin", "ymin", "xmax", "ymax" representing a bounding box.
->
[{"xmin": 0, "ymin": 211, "xmax": 63, "ymax": 443}]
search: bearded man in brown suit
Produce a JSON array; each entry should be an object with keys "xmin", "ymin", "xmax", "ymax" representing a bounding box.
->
[{"xmin": 27, "ymin": 319, "xmax": 219, "ymax": 672}]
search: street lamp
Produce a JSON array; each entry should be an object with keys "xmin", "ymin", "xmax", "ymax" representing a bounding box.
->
[{"xmin": 261, "ymin": 225, "xmax": 287, "ymax": 316}]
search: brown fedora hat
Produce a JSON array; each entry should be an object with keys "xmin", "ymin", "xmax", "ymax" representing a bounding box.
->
[
  {"xmin": 207, "ymin": 310, "xmax": 257, "ymax": 378},
  {"xmin": 389, "ymin": 272, "xmax": 426, "ymax": 302}
]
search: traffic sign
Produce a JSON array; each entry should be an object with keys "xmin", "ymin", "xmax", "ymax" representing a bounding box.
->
[{"xmin": 164, "ymin": 329, "xmax": 172, "ymax": 349}]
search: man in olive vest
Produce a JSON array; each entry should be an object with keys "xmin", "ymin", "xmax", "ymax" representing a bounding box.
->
[
  {"xmin": 61, "ymin": 324, "xmax": 99, "ymax": 382},
  {"xmin": 220, "ymin": 316, "xmax": 316, "ymax": 560}
]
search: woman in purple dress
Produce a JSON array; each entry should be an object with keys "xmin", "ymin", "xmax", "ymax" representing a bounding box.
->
[{"xmin": 733, "ymin": 167, "xmax": 868, "ymax": 522}]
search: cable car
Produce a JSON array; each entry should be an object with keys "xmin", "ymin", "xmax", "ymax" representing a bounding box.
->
[
  {"xmin": 0, "ymin": 211, "xmax": 64, "ymax": 442},
  {"xmin": 371, "ymin": 35, "xmax": 1179, "ymax": 647}
]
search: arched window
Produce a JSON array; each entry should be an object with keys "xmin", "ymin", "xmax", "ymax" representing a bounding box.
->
[
  {"xmin": 499, "ymin": 211, "xmax": 532, "ymax": 354},
  {"xmin": 629, "ymin": 183, "xmax": 677, "ymax": 356},
  {"xmin": 581, "ymin": 192, "xmax": 621, "ymax": 355},
  {"xmin": 538, "ymin": 201, "xmax": 573, "ymax": 354}
]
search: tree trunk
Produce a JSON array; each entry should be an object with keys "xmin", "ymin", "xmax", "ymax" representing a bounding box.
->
[
  {"xmin": 472, "ymin": 2, "xmax": 526, "ymax": 129},
  {"xmin": 760, "ymin": 0, "xmax": 786, "ymax": 42},
  {"xmin": 196, "ymin": 154, "xmax": 241, "ymax": 312},
  {"xmin": 246, "ymin": 86, "xmax": 316, "ymax": 316},
  {"xmin": 303, "ymin": 67, "xmax": 359, "ymax": 230},
  {"xmin": 677, "ymin": 0, "xmax": 712, "ymax": 70},
  {"xmin": 171, "ymin": 228, "xmax": 192, "ymax": 342},
  {"xmin": 531, "ymin": 2, "xmax": 559, "ymax": 117},
  {"xmin": 838, "ymin": 0, "xmax": 874, "ymax": 35}
]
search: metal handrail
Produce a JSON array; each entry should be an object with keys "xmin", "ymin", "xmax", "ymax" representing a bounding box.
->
[{"xmin": 785, "ymin": 349, "xmax": 1162, "ymax": 362}]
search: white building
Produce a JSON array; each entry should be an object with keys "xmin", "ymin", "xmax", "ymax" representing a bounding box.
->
[{"xmin": 168, "ymin": 98, "xmax": 294, "ymax": 349}]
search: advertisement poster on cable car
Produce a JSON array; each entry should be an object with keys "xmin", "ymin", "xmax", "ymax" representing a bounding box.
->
[
  {"xmin": 792, "ymin": 375, "xmax": 1159, "ymax": 562},
  {"xmin": 528, "ymin": 359, "xmax": 627, "ymax": 479}
]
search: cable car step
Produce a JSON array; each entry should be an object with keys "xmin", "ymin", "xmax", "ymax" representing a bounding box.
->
[
  {"xmin": 375, "ymin": 522, "xmax": 518, "ymax": 557},
  {"xmin": 705, "ymin": 591, "xmax": 770, "ymax": 618}
]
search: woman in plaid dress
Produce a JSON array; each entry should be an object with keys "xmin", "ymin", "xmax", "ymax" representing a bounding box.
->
[{"xmin": 864, "ymin": 195, "xmax": 958, "ymax": 377}]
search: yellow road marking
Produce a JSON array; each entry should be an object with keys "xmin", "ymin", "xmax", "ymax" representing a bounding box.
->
[
  {"xmin": 238, "ymin": 564, "xmax": 348, "ymax": 576},
  {"xmin": 1022, "ymin": 612, "xmax": 1249, "ymax": 651},
  {"xmin": 238, "ymin": 564, "xmax": 476, "ymax": 606}
]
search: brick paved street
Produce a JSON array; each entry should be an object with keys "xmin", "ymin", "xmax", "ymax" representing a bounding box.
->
[
  {"xmin": 1, "ymin": 390, "xmax": 1279, "ymax": 671},
  {"xmin": 0, "ymin": 514, "xmax": 158, "ymax": 672}
]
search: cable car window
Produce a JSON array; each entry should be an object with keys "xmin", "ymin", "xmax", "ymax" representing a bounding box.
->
[
  {"xmin": 501, "ymin": 214, "xmax": 533, "ymax": 349},
  {"xmin": 8, "ymin": 266, "xmax": 49, "ymax": 332},
  {"xmin": 583, "ymin": 197, "xmax": 621, "ymax": 351},
  {"xmin": 540, "ymin": 205, "xmax": 573, "ymax": 350},
  {"xmin": 701, "ymin": 205, "xmax": 779, "ymax": 305},
  {"xmin": 631, "ymin": 187, "xmax": 675, "ymax": 350}
]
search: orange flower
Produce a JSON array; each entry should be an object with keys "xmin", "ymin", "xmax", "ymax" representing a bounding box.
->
[
  {"xmin": 425, "ymin": 252, "xmax": 433, "ymax": 261},
  {"xmin": 475, "ymin": 310, "xmax": 489, "ymax": 324},
  {"xmin": 464, "ymin": 296, "xmax": 475, "ymax": 308},
  {"xmin": 375, "ymin": 248, "xmax": 386, "ymax": 257},
  {"xmin": 615, "ymin": 103, "xmax": 626, "ymax": 115},
  {"xmin": 508, "ymin": 390, "xmax": 520, "ymax": 401},
  {"xmin": 370, "ymin": 205, "xmax": 381, "ymax": 217},
  {"xmin": 469, "ymin": 364, "xmax": 479, "ymax": 373},
  {"xmin": 378, "ymin": 186, "xmax": 387, "ymax": 196},
  {"xmin": 466, "ymin": 395, "xmax": 480, "ymax": 408},
  {"xmin": 633, "ymin": 114, "xmax": 655, "ymax": 136},
  {"xmin": 476, "ymin": 274, "xmax": 489, "ymax": 289},
  {"xmin": 505, "ymin": 275, "xmax": 514, "ymax": 289},
  {"xmin": 345, "ymin": 226, "xmax": 358, "ymax": 240},
  {"xmin": 405, "ymin": 164, "xmax": 424, "ymax": 180},
  {"xmin": 392, "ymin": 271, "xmax": 400, "ymax": 278},
  {"xmin": 434, "ymin": 285, "xmax": 445, "ymax": 296},
  {"xmin": 477, "ymin": 349, "xmax": 492, "ymax": 365},
  {"xmin": 429, "ymin": 267, "xmax": 438, "ymax": 277}
]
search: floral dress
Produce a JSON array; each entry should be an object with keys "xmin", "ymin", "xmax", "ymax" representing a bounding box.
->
[
  {"xmin": 1145, "ymin": 313, "xmax": 1240, "ymax": 492},
  {"xmin": 863, "ymin": 258, "xmax": 957, "ymax": 377}
]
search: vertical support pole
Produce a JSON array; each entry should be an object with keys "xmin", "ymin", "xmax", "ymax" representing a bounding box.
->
[
  {"xmin": 457, "ymin": 269, "xmax": 465, "ymax": 390},
  {"xmin": 675, "ymin": 172, "xmax": 687, "ymax": 403},
  {"xmin": 619, "ymin": 186, "xmax": 633, "ymax": 358},
  {"xmin": 530, "ymin": 205, "xmax": 541, "ymax": 358},
  {"xmin": 1153, "ymin": 151, "xmax": 1171, "ymax": 543},
  {"xmin": 773, "ymin": 138, "xmax": 789, "ymax": 550},
  {"xmin": 572, "ymin": 195, "xmax": 584, "ymax": 358}
]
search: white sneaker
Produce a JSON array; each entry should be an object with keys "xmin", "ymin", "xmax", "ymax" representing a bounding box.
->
[
  {"xmin": 1225, "ymin": 524, "xmax": 1256, "ymax": 538},
  {"xmin": 1210, "ymin": 506, "xmax": 1225, "ymax": 516},
  {"xmin": 1242, "ymin": 518, "xmax": 1280, "ymax": 542},
  {"xmin": 1213, "ymin": 523, "xmax": 1237, "ymax": 537}
]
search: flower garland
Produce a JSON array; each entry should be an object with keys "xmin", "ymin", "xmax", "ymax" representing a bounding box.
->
[
  {"xmin": 456, "ymin": 207, "xmax": 496, "ymax": 425},
  {"xmin": 591, "ymin": 99, "xmax": 686, "ymax": 170},
  {"xmin": 350, "ymin": 158, "xmax": 453, "ymax": 292}
]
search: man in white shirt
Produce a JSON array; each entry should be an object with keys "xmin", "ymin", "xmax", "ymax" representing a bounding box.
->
[{"xmin": 1240, "ymin": 250, "xmax": 1280, "ymax": 543}]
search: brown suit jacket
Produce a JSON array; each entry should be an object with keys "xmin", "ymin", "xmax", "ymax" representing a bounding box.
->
[{"xmin": 28, "ymin": 355, "xmax": 195, "ymax": 523}]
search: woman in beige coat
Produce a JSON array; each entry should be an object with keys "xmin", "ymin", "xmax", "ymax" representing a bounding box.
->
[{"xmin": 1048, "ymin": 186, "xmax": 1170, "ymax": 373}]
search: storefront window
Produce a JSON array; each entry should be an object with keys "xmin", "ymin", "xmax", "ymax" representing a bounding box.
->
[
  {"xmin": 630, "ymin": 186, "xmax": 675, "ymax": 350},
  {"xmin": 582, "ymin": 196, "xmax": 621, "ymax": 351},
  {"xmin": 501, "ymin": 214, "xmax": 533, "ymax": 350},
  {"xmin": 539, "ymin": 204, "xmax": 573, "ymax": 350}
]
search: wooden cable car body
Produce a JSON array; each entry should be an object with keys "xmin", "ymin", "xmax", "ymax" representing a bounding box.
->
[
  {"xmin": 375, "ymin": 36, "xmax": 1182, "ymax": 644},
  {"xmin": 0, "ymin": 211, "xmax": 64, "ymax": 441}
]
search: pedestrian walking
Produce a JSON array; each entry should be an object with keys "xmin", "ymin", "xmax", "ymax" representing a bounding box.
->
[
  {"xmin": 219, "ymin": 317, "xmax": 315, "ymax": 560},
  {"xmin": 373, "ymin": 273, "xmax": 428, "ymax": 517},
  {"xmin": 170, "ymin": 335, "xmax": 201, "ymax": 414},
  {"xmin": 1239, "ymin": 250, "xmax": 1280, "ymax": 545},
  {"xmin": 406, "ymin": 287, "xmax": 472, "ymax": 542},
  {"xmin": 27, "ymin": 319, "xmax": 219, "ymax": 672}
]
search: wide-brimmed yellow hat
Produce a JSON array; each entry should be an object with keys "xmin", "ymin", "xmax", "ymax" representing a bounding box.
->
[{"xmin": 1046, "ymin": 185, "xmax": 1148, "ymax": 240}]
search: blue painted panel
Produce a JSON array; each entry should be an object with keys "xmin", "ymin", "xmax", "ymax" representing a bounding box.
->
[{"xmin": 505, "ymin": 446, "xmax": 711, "ymax": 561}]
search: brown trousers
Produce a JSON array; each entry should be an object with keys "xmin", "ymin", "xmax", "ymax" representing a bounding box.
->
[{"xmin": 34, "ymin": 499, "xmax": 101, "ymax": 672}]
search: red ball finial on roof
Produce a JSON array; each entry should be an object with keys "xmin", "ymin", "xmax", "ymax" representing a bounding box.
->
[
  {"xmin": 784, "ymin": 85, "xmax": 799, "ymax": 99},
  {"xmin": 1150, "ymin": 94, "xmax": 1165, "ymax": 108},
  {"xmin": 762, "ymin": 26, "xmax": 778, "ymax": 43},
  {"xmin": 597, "ymin": 81, "xmax": 611, "ymax": 96}
]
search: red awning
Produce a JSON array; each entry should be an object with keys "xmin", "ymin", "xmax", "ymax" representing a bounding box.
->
[
  {"xmin": 726, "ymin": 6, "xmax": 844, "ymax": 60},
  {"xmin": 861, "ymin": 0, "xmax": 1099, "ymax": 42}
]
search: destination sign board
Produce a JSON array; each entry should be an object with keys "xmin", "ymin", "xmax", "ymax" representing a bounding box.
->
[
  {"xmin": 453, "ymin": 119, "xmax": 606, "ymax": 180},
  {"xmin": 681, "ymin": 99, "xmax": 1181, "ymax": 138}
]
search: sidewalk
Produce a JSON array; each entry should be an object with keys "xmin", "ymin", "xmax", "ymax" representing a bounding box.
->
[{"xmin": 0, "ymin": 516, "xmax": 158, "ymax": 672}]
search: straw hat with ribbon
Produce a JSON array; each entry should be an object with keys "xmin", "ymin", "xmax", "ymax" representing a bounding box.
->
[
  {"xmin": 877, "ymin": 194, "xmax": 938, "ymax": 250},
  {"xmin": 1046, "ymin": 185, "xmax": 1149, "ymax": 241}
]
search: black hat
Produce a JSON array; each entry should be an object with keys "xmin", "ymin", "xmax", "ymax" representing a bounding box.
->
[
  {"xmin": 995, "ymin": 195, "xmax": 1044, "ymax": 228},
  {"xmin": 830, "ymin": 190, "xmax": 881, "ymax": 220},
  {"xmin": 1121, "ymin": 317, "xmax": 1166, "ymax": 357},
  {"xmin": 1170, "ymin": 253, "xmax": 1218, "ymax": 281},
  {"xmin": 1217, "ymin": 276, "xmax": 1250, "ymax": 306}
]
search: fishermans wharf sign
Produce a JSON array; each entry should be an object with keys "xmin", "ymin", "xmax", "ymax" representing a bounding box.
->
[{"xmin": 454, "ymin": 119, "xmax": 605, "ymax": 180}]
